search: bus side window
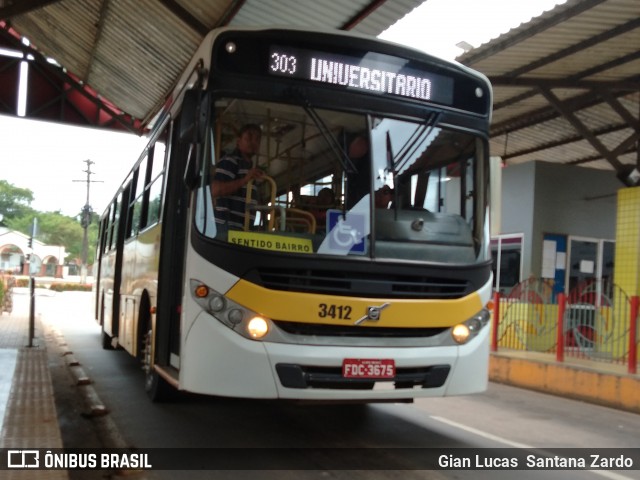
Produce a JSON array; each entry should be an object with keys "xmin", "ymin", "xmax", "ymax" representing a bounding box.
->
[
  {"xmin": 111, "ymin": 194, "xmax": 120, "ymax": 249},
  {"xmin": 147, "ymin": 177, "xmax": 163, "ymax": 226},
  {"xmin": 107, "ymin": 201, "xmax": 116, "ymax": 250},
  {"xmin": 145, "ymin": 134, "xmax": 167, "ymax": 227},
  {"xmin": 99, "ymin": 213, "xmax": 109, "ymax": 256},
  {"xmin": 128, "ymin": 156, "xmax": 148, "ymax": 237}
]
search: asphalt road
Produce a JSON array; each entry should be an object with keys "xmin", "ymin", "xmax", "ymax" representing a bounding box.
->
[{"xmin": 23, "ymin": 290, "xmax": 640, "ymax": 480}]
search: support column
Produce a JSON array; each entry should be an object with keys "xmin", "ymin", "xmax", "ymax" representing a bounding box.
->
[
  {"xmin": 614, "ymin": 187, "xmax": 640, "ymax": 297},
  {"xmin": 614, "ymin": 187, "xmax": 640, "ymax": 368}
]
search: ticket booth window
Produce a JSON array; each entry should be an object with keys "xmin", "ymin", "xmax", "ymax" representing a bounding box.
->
[
  {"xmin": 567, "ymin": 237, "xmax": 615, "ymax": 293},
  {"xmin": 491, "ymin": 234, "xmax": 523, "ymax": 295}
]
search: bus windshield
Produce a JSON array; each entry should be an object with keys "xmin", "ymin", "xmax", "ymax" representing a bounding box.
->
[{"xmin": 195, "ymin": 97, "xmax": 487, "ymax": 265}]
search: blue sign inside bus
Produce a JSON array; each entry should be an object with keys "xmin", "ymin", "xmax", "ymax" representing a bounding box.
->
[{"xmin": 268, "ymin": 45, "xmax": 454, "ymax": 106}]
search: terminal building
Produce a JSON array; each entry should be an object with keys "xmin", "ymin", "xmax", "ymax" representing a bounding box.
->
[{"xmin": 0, "ymin": 227, "xmax": 67, "ymax": 278}]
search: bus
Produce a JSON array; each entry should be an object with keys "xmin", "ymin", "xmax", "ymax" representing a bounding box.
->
[{"xmin": 94, "ymin": 27, "xmax": 493, "ymax": 402}]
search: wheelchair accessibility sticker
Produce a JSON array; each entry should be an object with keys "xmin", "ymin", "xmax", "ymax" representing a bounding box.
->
[{"xmin": 324, "ymin": 209, "xmax": 367, "ymax": 255}]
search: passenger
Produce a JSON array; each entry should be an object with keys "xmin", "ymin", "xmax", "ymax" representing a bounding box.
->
[
  {"xmin": 311, "ymin": 187, "xmax": 337, "ymax": 228},
  {"xmin": 345, "ymin": 134, "xmax": 371, "ymax": 208},
  {"xmin": 375, "ymin": 185, "xmax": 393, "ymax": 209},
  {"xmin": 211, "ymin": 124, "xmax": 265, "ymax": 230}
]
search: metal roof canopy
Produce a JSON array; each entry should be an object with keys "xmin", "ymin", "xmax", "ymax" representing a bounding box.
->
[
  {"xmin": 0, "ymin": 0, "xmax": 638, "ymax": 182},
  {"xmin": 456, "ymin": 0, "xmax": 639, "ymax": 183},
  {"xmin": 0, "ymin": 0, "xmax": 422, "ymax": 132}
]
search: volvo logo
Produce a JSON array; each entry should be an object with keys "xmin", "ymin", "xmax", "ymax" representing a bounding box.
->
[{"xmin": 354, "ymin": 303, "xmax": 390, "ymax": 325}]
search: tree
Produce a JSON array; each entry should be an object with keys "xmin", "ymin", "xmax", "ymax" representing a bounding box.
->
[
  {"xmin": 7, "ymin": 211, "xmax": 98, "ymax": 265},
  {"xmin": 0, "ymin": 180, "xmax": 35, "ymax": 222},
  {"xmin": 2, "ymin": 180, "xmax": 100, "ymax": 266}
]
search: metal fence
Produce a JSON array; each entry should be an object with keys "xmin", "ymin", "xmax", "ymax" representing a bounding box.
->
[{"xmin": 491, "ymin": 278, "xmax": 639, "ymax": 374}]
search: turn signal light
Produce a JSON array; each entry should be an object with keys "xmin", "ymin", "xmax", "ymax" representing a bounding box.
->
[{"xmin": 194, "ymin": 284, "xmax": 209, "ymax": 298}]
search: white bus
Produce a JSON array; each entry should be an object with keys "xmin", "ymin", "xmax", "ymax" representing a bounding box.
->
[{"xmin": 95, "ymin": 27, "xmax": 493, "ymax": 402}]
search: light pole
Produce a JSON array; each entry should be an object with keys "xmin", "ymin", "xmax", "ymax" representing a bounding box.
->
[{"xmin": 73, "ymin": 159, "xmax": 102, "ymax": 283}]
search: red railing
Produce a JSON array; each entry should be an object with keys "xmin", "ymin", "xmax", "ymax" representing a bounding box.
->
[{"xmin": 492, "ymin": 279, "xmax": 639, "ymax": 375}]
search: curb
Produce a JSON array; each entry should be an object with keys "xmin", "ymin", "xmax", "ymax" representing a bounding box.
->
[
  {"xmin": 42, "ymin": 322, "xmax": 130, "ymax": 450},
  {"xmin": 489, "ymin": 353, "xmax": 640, "ymax": 414}
]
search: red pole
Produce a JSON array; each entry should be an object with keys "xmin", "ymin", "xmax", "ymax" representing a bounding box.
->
[
  {"xmin": 628, "ymin": 296, "xmax": 639, "ymax": 375},
  {"xmin": 491, "ymin": 291, "xmax": 500, "ymax": 352},
  {"xmin": 556, "ymin": 292, "xmax": 566, "ymax": 363}
]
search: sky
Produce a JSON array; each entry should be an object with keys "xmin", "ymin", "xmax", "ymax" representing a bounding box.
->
[{"xmin": 0, "ymin": 0, "xmax": 565, "ymax": 218}]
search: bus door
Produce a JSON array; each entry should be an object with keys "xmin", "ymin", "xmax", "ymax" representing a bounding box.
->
[
  {"xmin": 154, "ymin": 132, "xmax": 190, "ymax": 370},
  {"xmin": 107, "ymin": 184, "xmax": 131, "ymax": 343}
]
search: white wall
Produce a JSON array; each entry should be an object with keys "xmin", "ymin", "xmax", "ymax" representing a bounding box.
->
[{"xmin": 499, "ymin": 161, "xmax": 621, "ymax": 279}]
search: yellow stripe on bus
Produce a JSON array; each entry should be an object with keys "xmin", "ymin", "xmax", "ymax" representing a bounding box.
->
[{"xmin": 226, "ymin": 279, "xmax": 483, "ymax": 328}]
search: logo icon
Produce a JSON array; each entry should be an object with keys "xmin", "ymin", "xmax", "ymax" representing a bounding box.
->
[
  {"xmin": 8, "ymin": 450, "xmax": 39, "ymax": 468},
  {"xmin": 354, "ymin": 303, "xmax": 390, "ymax": 325},
  {"xmin": 326, "ymin": 210, "xmax": 366, "ymax": 255}
]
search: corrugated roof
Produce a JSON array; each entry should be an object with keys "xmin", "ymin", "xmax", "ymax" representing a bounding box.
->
[
  {"xmin": 1, "ymin": 0, "xmax": 637, "ymax": 178},
  {"xmin": 1, "ymin": 0, "xmax": 422, "ymax": 124},
  {"xmin": 457, "ymin": 0, "xmax": 639, "ymax": 176}
]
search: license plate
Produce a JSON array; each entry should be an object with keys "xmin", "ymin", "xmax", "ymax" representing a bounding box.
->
[{"xmin": 342, "ymin": 358, "xmax": 395, "ymax": 379}]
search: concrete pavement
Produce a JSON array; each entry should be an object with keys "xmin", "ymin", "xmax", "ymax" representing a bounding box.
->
[{"xmin": 0, "ymin": 288, "xmax": 638, "ymax": 479}]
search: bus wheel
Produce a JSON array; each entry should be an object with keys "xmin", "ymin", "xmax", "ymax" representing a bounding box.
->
[
  {"xmin": 142, "ymin": 329, "xmax": 174, "ymax": 402},
  {"xmin": 101, "ymin": 329, "xmax": 114, "ymax": 350}
]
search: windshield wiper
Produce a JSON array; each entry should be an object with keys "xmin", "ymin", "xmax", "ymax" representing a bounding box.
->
[
  {"xmin": 303, "ymin": 104, "xmax": 358, "ymax": 174},
  {"xmin": 390, "ymin": 111, "xmax": 441, "ymax": 175}
]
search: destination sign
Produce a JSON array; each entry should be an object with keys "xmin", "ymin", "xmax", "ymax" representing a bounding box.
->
[{"xmin": 268, "ymin": 45, "xmax": 454, "ymax": 106}]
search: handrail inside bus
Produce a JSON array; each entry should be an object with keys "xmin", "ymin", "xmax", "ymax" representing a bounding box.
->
[
  {"xmin": 280, "ymin": 208, "xmax": 317, "ymax": 234},
  {"xmin": 245, "ymin": 175, "xmax": 277, "ymax": 231},
  {"xmin": 249, "ymin": 204, "xmax": 286, "ymax": 231}
]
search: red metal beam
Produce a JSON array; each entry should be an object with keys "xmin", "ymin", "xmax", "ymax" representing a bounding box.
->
[{"xmin": 341, "ymin": 0, "xmax": 387, "ymax": 30}]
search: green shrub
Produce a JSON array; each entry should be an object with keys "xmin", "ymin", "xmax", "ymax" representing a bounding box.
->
[
  {"xmin": 16, "ymin": 278, "xmax": 29, "ymax": 288},
  {"xmin": 49, "ymin": 283, "xmax": 93, "ymax": 292}
]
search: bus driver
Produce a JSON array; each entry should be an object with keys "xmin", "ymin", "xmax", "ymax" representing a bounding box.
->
[{"xmin": 211, "ymin": 123, "xmax": 265, "ymax": 230}]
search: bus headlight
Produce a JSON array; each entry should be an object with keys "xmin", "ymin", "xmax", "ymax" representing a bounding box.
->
[
  {"xmin": 247, "ymin": 316, "xmax": 269, "ymax": 339},
  {"xmin": 190, "ymin": 279, "xmax": 272, "ymax": 341},
  {"xmin": 451, "ymin": 308, "xmax": 490, "ymax": 344},
  {"xmin": 451, "ymin": 324, "xmax": 470, "ymax": 344}
]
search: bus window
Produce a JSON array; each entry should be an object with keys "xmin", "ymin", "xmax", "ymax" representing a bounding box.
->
[
  {"xmin": 193, "ymin": 97, "xmax": 486, "ymax": 265},
  {"xmin": 371, "ymin": 119, "xmax": 483, "ymax": 263},
  {"xmin": 196, "ymin": 98, "xmax": 367, "ymax": 250},
  {"xmin": 99, "ymin": 213, "xmax": 109, "ymax": 256},
  {"xmin": 111, "ymin": 193, "xmax": 121, "ymax": 249},
  {"xmin": 149, "ymin": 140, "xmax": 166, "ymax": 182},
  {"xmin": 147, "ymin": 177, "xmax": 163, "ymax": 226},
  {"xmin": 128, "ymin": 156, "xmax": 148, "ymax": 237},
  {"xmin": 107, "ymin": 201, "xmax": 116, "ymax": 250}
]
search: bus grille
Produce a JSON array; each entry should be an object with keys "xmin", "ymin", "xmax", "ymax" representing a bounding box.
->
[
  {"xmin": 255, "ymin": 268, "xmax": 470, "ymax": 299},
  {"xmin": 274, "ymin": 321, "xmax": 448, "ymax": 338}
]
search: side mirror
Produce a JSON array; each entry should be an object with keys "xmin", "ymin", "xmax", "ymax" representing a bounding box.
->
[{"xmin": 179, "ymin": 90, "xmax": 210, "ymax": 144}]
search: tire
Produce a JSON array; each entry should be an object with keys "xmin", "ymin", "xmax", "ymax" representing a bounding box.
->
[
  {"xmin": 145, "ymin": 368, "xmax": 175, "ymax": 402},
  {"xmin": 142, "ymin": 329, "xmax": 175, "ymax": 402},
  {"xmin": 101, "ymin": 329, "xmax": 114, "ymax": 350}
]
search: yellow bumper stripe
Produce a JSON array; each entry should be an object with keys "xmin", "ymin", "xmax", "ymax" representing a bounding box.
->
[{"xmin": 226, "ymin": 279, "xmax": 483, "ymax": 328}]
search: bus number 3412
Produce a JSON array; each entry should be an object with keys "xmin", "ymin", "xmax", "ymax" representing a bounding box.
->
[{"xmin": 318, "ymin": 303, "xmax": 352, "ymax": 320}]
